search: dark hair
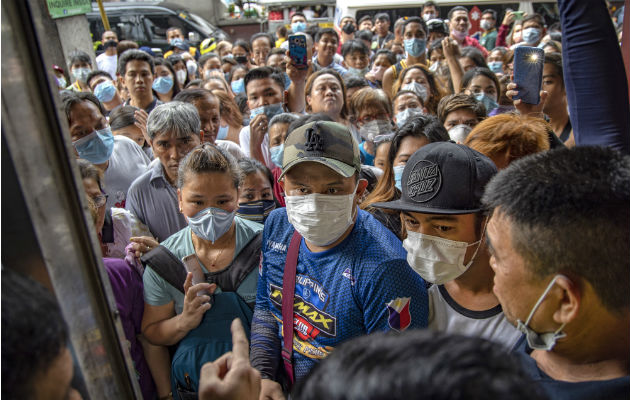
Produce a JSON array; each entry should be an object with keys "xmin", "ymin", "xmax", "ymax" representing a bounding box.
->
[
  {"xmin": 228, "ymin": 64, "xmax": 248, "ymax": 84},
  {"xmin": 437, "ymin": 93, "xmax": 486, "ymax": 124},
  {"xmin": 250, "ymin": 32, "xmax": 274, "ymax": 48},
  {"xmin": 423, "ymin": 1, "xmax": 437, "ymax": 10},
  {"xmin": 358, "ymin": 15, "xmax": 373, "ymax": 25},
  {"xmin": 198, "ymin": 53, "xmax": 221, "ymax": 70},
  {"xmin": 77, "ymin": 158, "xmax": 104, "ymax": 190},
  {"xmin": 154, "ymin": 58, "xmax": 181, "ymax": 97},
  {"xmin": 109, "ymin": 105, "xmax": 140, "ymax": 131},
  {"xmin": 315, "ymin": 28, "xmax": 340, "ymax": 44},
  {"xmin": 86, "ymin": 70, "xmax": 113, "ymax": 88},
  {"xmin": 233, "ymin": 39, "xmax": 251, "ymax": 54},
  {"xmin": 461, "ymin": 67, "xmax": 500, "ymax": 95},
  {"xmin": 460, "ymin": 46, "xmax": 488, "ymax": 69},
  {"xmin": 118, "ymin": 49, "xmax": 155, "ymax": 75},
  {"xmin": 355, "ymin": 29, "xmax": 374, "ymax": 42},
  {"xmin": 173, "ymin": 88, "xmax": 217, "ymax": 106},
  {"xmin": 267, "ymin": 47, "xmax": 286, "ymax": 61},
  {"xmin": 523, "ymin": 13, "xmax": 545, "ymax": 28},
  {"xmin": 67, "ymin": 49, "xmax": 92, "ymax": 70},
  {"xmin": 375, "ymin": 49, "xmax": 397, "ymax": 65},
  {"xmin": 343, "ymin": 75, "xmax": 369, "ymax": 90},
  {"xmin": 483, "ymin": 146, "xmax": 630, "ymax": 311},
  {"xmin": 482, "ymin": 9, "xmax": 497, "ymax": 20},
  {"xmin": 374, "ymin": 12, "xmax": 390, "ymax": 22},
  {"xmin": 61, "ymin": 91, "xmax": 105, "ymax": 122},
  {"xmin": 293, "ymin": 329, "xmax": 544, "ymax": 400},
  {"xmin": 402, "ymin": 16, "xmax": 428, "ymax": 37},
  {"xmin": 185, "ymin": 79, "xmax": 203, "ymax": 88},
  {"xmin": 277, "ymin": 25, "xmax": 288, "ymax": 38},
  {"xmin": 448, "ymin": 6, "xmax": 468, "ymax": 20},
  {"xmin": 341, "ymin": 39, "xmax": 370, "ymax": 58},
  {"xmin": 177, "ymin": 143, "xmax": 241, "ymax": 189},
  {"xmin": 234, "ymin": 92, "xmax": 250, "ymax": 117},
  {"xmin": 116, "ymin": 40, "xmax": 139, "ymax": 57},
  {"xmin": 392, "ymin": 89, "xmax": 424, "ymax": 107},
  {"xmin": 427, "ymin": 38, "xmax": 445, "ymax": 60},
  {"xmin": 166, "ymin": 26, "xmax": 183, "ymax": 36},
  {"xmin": 2, "ymin": 269, "xmax": 69, "ymax": 399},
  {"xmin": 238, "ymin": 158, "xmax": 274, "ymax": 188},
  {"xmin": 291, "ymin": 11, "xmax": 306, "ymax": 21},
  {"xmin": 543, "ymin": 52, "xmax": 563, "ymax": 83},
  {"xmin": 244, "ymin": 66, "xmax": 286, "ymax": 95}
]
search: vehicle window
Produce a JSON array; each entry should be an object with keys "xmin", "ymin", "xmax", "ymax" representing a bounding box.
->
[{"xmin": 143, "ymin": 14, "xmax": 187, "ymax": 41}]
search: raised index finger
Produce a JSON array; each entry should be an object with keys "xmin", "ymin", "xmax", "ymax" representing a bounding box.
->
[{"xmin": 230, "ymin": 318, "xmax": 250, "ymax": 361}]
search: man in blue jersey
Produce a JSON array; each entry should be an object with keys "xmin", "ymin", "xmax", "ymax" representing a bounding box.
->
[{"xmin": 250, "ymin": 120, "xmax": 429, "ymax": 399}]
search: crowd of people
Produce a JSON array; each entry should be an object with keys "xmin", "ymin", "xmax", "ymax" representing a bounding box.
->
[{"xmin": 3, "ymin": 0, "xmax": 629, "ymax": 399}]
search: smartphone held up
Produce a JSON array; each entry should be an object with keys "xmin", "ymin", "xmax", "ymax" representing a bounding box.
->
[{"xmin": 513, "ymin": 46, "xmax": 545, "ymax": 105}]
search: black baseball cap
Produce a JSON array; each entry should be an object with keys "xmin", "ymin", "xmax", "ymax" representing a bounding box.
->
[{"xmin": 373, "ymin": 142, "xmax": 497, "ymax": 214}]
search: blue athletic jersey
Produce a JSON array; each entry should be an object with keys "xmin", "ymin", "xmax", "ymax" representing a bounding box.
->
[{"xmin": 250, "ymin": 207, "xmax": 429, "ymax": 381}]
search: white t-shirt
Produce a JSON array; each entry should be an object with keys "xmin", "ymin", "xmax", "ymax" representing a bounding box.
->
[
  {"xmin": 238, "ymin": 125, "xmax": 273, "ymax": 170},
  {"xmin": 96, "ymin": 53, "xmax": 118, "ymax": 81},
  {"xmin": 104, "ymin": 135, "xmax": 151, "ymax": 209},
  {"xmin": 428, "ymin": 284, "xmax": 521, "ymax": 349}
]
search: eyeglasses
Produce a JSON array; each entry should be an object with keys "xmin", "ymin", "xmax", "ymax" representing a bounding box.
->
[{"xmin": 92, "ymin": 193, "xmax": 108, "ymax": 208}]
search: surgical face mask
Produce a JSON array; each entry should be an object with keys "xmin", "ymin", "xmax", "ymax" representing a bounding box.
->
[
  {"xmin": 448, "ymin": 124, "xmax": 473, "ymax": 143},
  {"xmin": 404, "ymin": 38, "xmax": 427, "ymax": 57},
  {"xmin": 451, "ymin": 29, "xmax": 468, "ymax": 41},
  {"xmin": 429, "ymin": 61, "xmax": 440, "ymax": 73},
  {"xmin": 348, "ymin": 66, "xmax": 369, "ymax": 77},
  {"xmin": 152, "ymin": 76, "xmax": 174, "ymax": 94},
  {"xmin": 291, "ymin": 21, "xmax": 307, "ymax": 33},
  {"xmin": 359, "ymin": 119, "xmax": 392, "ymax": 142},
  {"xmin": 270, "ymin": 143, "xmax": 284, "ymax": 168},
  {"xmin": 204, "ymin": 69, "xmax": 221, "ymax": 80},
  {"xmin": 403, "ymin": 230, "xmax": 484, "ymax": 285},
  {"xmin": 522, "ymin": 27, "xmax": 542, "ymax": 45},
  {"xmin": 231, "ymin": 78, "xmax": 245, "ymax": 94},
  {"xmin": 93, "ymin": 81, "xmax": 117, "ymax": 103},
  {"xmin": 474, "ymin": 92, "xmax": 499, "ymax": 112},
  {"xmin": 73, "ymin": 126, "xmax": 115, "ymax": 164},
  {"xmin": 187, "ymin": 206, "xmax": 235, "ymax": 243},
  {"xmin": 186, "ymin": 60, "xmax": 198, "ymax": 77},
  {"xmin": 285, "ymin": 184, "xmax": 358, "ymax": 247},
  {"xmin": 480, "ymin": 20, "xmax": 493, "ymax": 31},
  {"xmin": 56, "ymin": 76, "xmax": 67, "ymax": 88},
  {"xmin": 488, "ymin": 61, "xmax": 503, "ymax": 74},
  {"xmin": 395, "ymin": 107, "xmax": 424, "ymax": 128},
  {"xmin": 516, "ymin": 275, "xmax": 567, "ymax": 351},
  {"xmin": 393, "ymin": 164, "xmax": 405, "ymax": 190},
  {"xmin": 401, "ymin": 81, "xmax": 429, "ymax": 103},
  {"xmin": 72, "ymin": 67, "xmax": 91, "ymax": 83},
  {"xmin": 370, "ymin": 65, "xmax": 386, "ymax": 81},
  {"xmin": 217, "ymin": 124, "xmax": 229, "ymax": 141},
  {"xmin": 250, "ymin": 102, "xmax": 284, "ymax": 120},
  {"xmin": 176, "ymin": 69, "xmax": 187, "ymax": 85},
  {"xmin": 422, "ymin": 13, "xmax": 436, "ymax": 22},
  {"xmin": 236, "ymin": 200, "xmax": 276, "ymax": 224}
]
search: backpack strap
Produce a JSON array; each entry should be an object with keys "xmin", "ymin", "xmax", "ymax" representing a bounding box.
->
[
  {"xmin": 141, "ymin": 246, "xmax": 187, "ymax": 294},
  {"xmin": 282, "ymin": 230, "xmax": 302, "ymax": 390}
]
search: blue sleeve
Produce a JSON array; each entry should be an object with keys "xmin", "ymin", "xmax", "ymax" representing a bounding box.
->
[
  {"xmin": 359, "ymin": 259, "xmax": 428, "ymax": 333},
  {"xmin": 559, "ymin": 0, "xmax": 630, "ymax": 153},
  {"xmin": 250, "ymin": 230, "xmax": 282, "ymax": 380}
]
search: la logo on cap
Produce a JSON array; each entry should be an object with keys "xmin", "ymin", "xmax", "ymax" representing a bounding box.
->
[
  {"xmin": 305, "ymin": 125, "xmax": 324, "ymax": 152},
  {"xmin": 406, "ymin": 160, "xmax": 442, "ymax": 202}
]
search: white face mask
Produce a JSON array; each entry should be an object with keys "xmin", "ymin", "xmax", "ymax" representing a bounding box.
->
[
  {"xmin": 516, "ymin": 275, "xmax": 567, "ymax": 351},
  {"xmin": 403, "ymin": 230, "xmax": 483, "ymax": 285},
  {"xmin": 176, "ymin": 69, "xmax": 187, "ymax": 85},
  {"xmin": 285, "ymin": 183, "xmax": 358, "ymax": 247}
]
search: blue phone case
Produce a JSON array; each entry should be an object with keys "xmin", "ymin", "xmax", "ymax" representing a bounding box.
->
[
  {"xmin": 289, "ymin": 34, "xmax": 308, "ymax": 69},
  {"xmin": 513, "ymin": 46, "xmax": 545, "ymax": 105}
]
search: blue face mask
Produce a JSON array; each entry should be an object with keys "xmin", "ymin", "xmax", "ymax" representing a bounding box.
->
[
  {"xmin": 474, "ymin": 92, "xmax": 499, "ymax": 112},
  {"xmin": 522, "ymin": 27, "xmax": 542, "ymax": 45},
  {"xmin": 250, "ymin": 103, "xmax": 284, "ymax": 120},
  {"xmin": 283, "ymin": 72, "xmax": 292, "ymax": 90},
  {"xmin": 395, "ymin": 107, "xmax": 424, "ymax": 128},
  {"xmin": 187, "ymin": 207, "xmax": 235, "ymax": 243},
  {"xmin": 404, "ymin": 38, "xmax": 427, "ymax": 57},
  {"xmin": 236, "ymin": 200, "xmax": 276, "ymax": 224},
  {"xmin": 152, "ymin": 76, "xmax": 174, "ymax": 94},
  {"xmin": 487, "ymin": 61, "xmax": 503, "ymax": 74},
  {"xmin": 231, "ymin": 78, "xmax": 245, "ymax": 94},
  {"xmin": 291, "ymin": 22, "xmax": 307, "ymax": 33},
  {"xmin": 348, "ymin": 66, "xmax": 369, "ymax": 77},
  {"xmin": 73, "ymin": 126, "xmax": 115, "ymax": 164},
  {"xmin": 270, "ymin": 143, "xmax": 284, "ymax": 168},
  {"xmin": 393, "ymin": 164, "xmax": 405, "ymax": 191},
  {"xmin": 93, "ymin": 81, "xmax": 117, "ymax": 103},
  {"xmin": 217, "ymin": 124, "xmax": 229, "ymax": 141},
  {"xmin": 72, "ymin": 67, "xmax": 91, "ymax": 83}
]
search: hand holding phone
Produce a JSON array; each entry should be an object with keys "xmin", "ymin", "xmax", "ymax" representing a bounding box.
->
[
  {"xmin": 288, "ymin": 34, "xmax": 308, "ymax": 70},
  {"xmin": 513, "ymin": 46, "xmax": 545, "ymax": 105}
]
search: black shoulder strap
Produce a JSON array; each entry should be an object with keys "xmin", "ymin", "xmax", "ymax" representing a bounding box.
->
[
  {"xmin": 141, "ymin": 246, "xmax": 187, "ymax": 294},
  {"xmin": 203, "ymin": 232, "xmax": 263, "ymax": 292}
]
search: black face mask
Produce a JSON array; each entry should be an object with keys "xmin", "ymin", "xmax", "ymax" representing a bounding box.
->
[
  {"xmin": 342, "ymin": 22, "xmax": 356, "ymax": 34},
  {"xmin": 104, "ymin": 40, "xmax": 118, "ymax": 49},
  {"xmin": 235, "ymin": 55, "xmax": 249, "ymax": 64}
]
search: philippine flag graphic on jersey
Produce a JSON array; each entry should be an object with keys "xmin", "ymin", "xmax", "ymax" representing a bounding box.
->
[{"xmin": 386, "ymin": 297, "xmax": 411, "ymax": 332}]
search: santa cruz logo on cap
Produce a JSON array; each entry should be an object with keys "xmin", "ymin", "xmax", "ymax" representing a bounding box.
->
[{"xmin": 406, "ymin": 160, "xmax": 442, "ymax": 202}]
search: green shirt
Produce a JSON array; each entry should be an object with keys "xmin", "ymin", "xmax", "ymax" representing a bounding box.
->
[
  {"xmin": 480, "ymin": 28, "xmax": 498, "ymax": 51},
  {"xmin": 143, "ymin": 216, "xmax": 263, "ymax": 314}
]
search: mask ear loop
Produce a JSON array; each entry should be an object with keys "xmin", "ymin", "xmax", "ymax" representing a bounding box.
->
[
  {"xmin": 463, "ymin": 215, "xmax": 489, "ymax": 269},
  {"xmin": 523, "ymin": 275, "xmax": 564, "ymax": 327}
]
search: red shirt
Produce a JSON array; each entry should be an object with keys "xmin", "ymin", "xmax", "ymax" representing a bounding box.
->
[{"xmin": 461, "ymin": 36, "xmax": 489, "ymax": 57}]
